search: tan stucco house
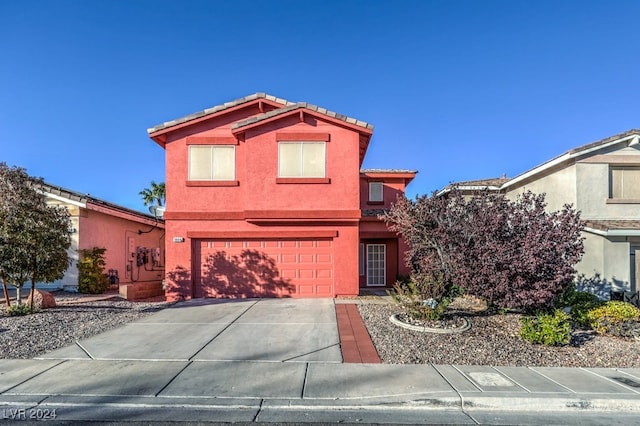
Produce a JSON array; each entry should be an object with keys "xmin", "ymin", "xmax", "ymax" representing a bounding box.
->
[{"xmin": 446, "ymin": 129, "xmax": 640, "ymax": 297}]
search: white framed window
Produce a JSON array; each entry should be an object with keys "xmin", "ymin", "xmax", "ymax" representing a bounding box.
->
[
  {"xmin": 189, "ymin": 145, "xmax": 235, "ymax": 181},
  {"xmin": 369, "ymin": 182, "xmax": 383, "ymax": 202},
  {"xmin": 366, "ymin": 244, "xmax": 386, "ymax": 286},
  {"xmin": 610, "ymin": 167, "xmax": 640, "ymax": 199},
  {"xmin": 278, "ymin": 142, "xmax": 326, "ymax": 178}
]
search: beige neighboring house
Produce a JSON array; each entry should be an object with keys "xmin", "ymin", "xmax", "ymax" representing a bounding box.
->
[
  {"xmin": 39, "ymin": 183, "xmax": 165, "ymax": 299},
  {"xmin": 446, "ymin": 129, "xmax": 640, "ymax": 298}
]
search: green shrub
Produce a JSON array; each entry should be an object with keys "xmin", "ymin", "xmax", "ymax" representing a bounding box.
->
[
  {"xmin": 570, "ymin": 295, "xmax": 605, "ymax": 327},
  {"xmin": 520, "ymin": 310, "xmax": 571, "ymax": 346},
  {"xmin": 78, "ymin": 247, "xmax": 110, "ymax": 294},
  {"xmin": 555, "ymin": 284, "xmax": 604, "ymax": 327},
  {"xmin": 7, "ymin": 303, "xmax": 34, "ymax": 316},
  {"xmin": 586, "ymin": 301, "xmax": 640, "ymax": 334},
  {"xmin": 390, "ymin": 273, "xmax": 449, "ymax": 321}
]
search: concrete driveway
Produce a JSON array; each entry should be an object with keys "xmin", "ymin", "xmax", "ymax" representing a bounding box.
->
[{"xmin": 39, "ymin": 298, "xmax": 342, "ymax": 362}]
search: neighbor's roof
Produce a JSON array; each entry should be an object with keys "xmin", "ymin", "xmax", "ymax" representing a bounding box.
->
[
  {"xmin": 585, "ymin": 220, "xmax": 640, "ymax": 236},
  {"xmin": 503, "ymin": 129, "xmax": 640, "ymax": 189},
  {"xmin": 42, "ymin": 182, "xmax": 161, "ymax": 225},
  {"xmin": 148, "ymin": 92, "xmax": 373, "ymax": 135},
  {"xmin": 438, "ymin": 129, "xmax": 640, "ymax": 195}
]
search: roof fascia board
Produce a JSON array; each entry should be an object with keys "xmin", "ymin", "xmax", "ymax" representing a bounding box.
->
[
  {"xmin": 231, "ymin": 107, "xmax": 373, "ymax": 136},
  {"xmin": 502, "ymin": 134, "xmax": 639, "ymax": 190},
  {"xmin": 43, "ymin": 191, "xmax": 87, "ymax": 208},
  {"xmin": 436, "ymin": 185, "xmax": 502, "ymax": 197},
  {"xmin": 584, "ymin": 226, "xmax": 640, "ymax": 237},
  {"xmin": 86, "ymin": 202, "xmax": 164, "ymax": 227},
  {"xmin": 361, "ymin": 172, "xmax": 417, "ymax": 179}
]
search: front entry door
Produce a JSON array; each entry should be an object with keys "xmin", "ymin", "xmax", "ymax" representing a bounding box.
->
[{"xmin": 366, "ymin": 244, "xmax": 386, "ymax": 286}]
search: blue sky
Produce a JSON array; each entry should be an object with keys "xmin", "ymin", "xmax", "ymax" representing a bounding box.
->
[{"xmin": 2, "ymin": 0, "xmax": 639, "ymax": 212}]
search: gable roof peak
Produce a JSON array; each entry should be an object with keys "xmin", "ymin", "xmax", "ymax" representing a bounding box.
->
[{"xmin": 147, "ymin": 92, "xmax": 294, "ymax": 135}]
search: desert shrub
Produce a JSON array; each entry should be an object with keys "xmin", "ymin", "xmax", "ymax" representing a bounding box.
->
[
  {"xmin": 7, "ymin": 303, "xmax": 34, "ymax": 316},
  {"xmin": 569, "ymin": 296, "xmax": 605, "ymax": 328},
  {"xmin": 390, "ymin": 273, "xmax": 449, "ymax": 320},
  {"xmin": 555, "ymin": 283, "xmax": 604, "ymax": 326},
  {"xmin": 586, "ymin": 301, "xmax": 640, "ymax": 335},
  {"xmin": 77, "ymin": 247, "xmax": 110, "ymax": 294},
  {"xmin": 520, "ymin": 309, "xmax": 571, "ymax": 346}
]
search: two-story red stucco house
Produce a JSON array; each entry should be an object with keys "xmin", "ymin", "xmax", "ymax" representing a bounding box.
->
[{"xmin": 148, "ymin": 93, "xmax": 415, "ymax": 301}]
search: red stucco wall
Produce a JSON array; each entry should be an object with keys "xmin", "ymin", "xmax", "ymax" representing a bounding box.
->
[{"xmin": 79, "ymin": 207, "xmax": 165, "ymax": 286}]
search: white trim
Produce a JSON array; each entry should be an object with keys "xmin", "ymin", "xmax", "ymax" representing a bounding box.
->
[
  {"xmin": 584, "ymin": 226, "xmax": 640, "ymax": 237},
  {"xmin": 366, "ymin": 243, "xmax": 386, "ymax": 286},
  {"xmin": 43, "ymin": 192, "xmax": 87, "ymax": 208},
  {"xmin": 436, "ymin": 185, "xmax": 502, "ymax": 196},
  {"xmin": 503, "ymin": 134, "xmax": 639, "ymax": 190}
]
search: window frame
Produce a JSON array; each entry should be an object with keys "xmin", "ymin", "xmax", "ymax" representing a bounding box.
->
[
  {"xmin": 368, "ymin": 182, "xmax": 384, "ymax": 203},
  {"xmin": 277, "ymin": 141, "xmax": 327, "ymax": 179},
  {"xmin": 609, "ymin": 166, "xmax": 640, "ymax": 202},
  {"xmin": 187, "ymin": 144, "xmax": 237, "ymax": 184}
]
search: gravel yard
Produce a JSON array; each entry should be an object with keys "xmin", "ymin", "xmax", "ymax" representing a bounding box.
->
[
  {"xmin": 3, "ymin": 292, "xmax": 640, "ymax": 367},
  {"xmin": 0, "ymin": 292, "xmax": 170, "ymax": 359},
  {"xmin": 358, "ymin": 302, "xmax": 640, "ymax": 368}
]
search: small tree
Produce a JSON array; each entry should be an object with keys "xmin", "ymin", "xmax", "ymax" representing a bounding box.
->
[
  {"xmin": 384, "ymin": 188, "xmax": 584, "ymax": 312},
  {"xmin": 0, "ymin": 163, "xmax": 71, "ymax": 308},
  {"xmin": 139, "ymin": 181, "xmax": 165, "ymax": 207},
  {"xmin": 77, "ymin": 247, "xmax": 110, "ymax": 294}
]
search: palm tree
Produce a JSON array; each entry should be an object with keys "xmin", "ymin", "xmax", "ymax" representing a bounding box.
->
[{"xmin": 139, "ymin": 181, "xmax": 165, "ymax": 207}]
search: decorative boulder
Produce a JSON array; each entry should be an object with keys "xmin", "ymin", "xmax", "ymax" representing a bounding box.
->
[{"xmin": 26, "ymin": 290, "xmax": 57, "ymax": 309}]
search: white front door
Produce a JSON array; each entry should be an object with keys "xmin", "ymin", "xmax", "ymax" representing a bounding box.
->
[{"xmin": 366, "ymin": 244, "xmax": 386, "ymax": 286}]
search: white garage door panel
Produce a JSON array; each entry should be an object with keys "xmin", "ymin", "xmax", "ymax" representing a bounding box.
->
[{"xmin": 194, "ymin": 238, "xmax": 334, "ymax": 298}]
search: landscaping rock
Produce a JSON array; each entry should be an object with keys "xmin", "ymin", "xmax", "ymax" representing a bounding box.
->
[{"xmin": 26, "ymin": 290, "xmax": 57, "ymax": 309}]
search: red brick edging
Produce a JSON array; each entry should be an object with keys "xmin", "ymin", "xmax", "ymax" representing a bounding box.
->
[{"xmin": 335, "ymin": 303, "xmax": 381, "ymax": 363}]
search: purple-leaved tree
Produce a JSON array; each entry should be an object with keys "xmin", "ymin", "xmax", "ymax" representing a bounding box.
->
[{"xmin": 383, "ymin": 188, "xmax": 584, "ymax": 312}]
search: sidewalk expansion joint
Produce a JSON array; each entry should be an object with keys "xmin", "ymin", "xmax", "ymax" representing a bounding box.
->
[
  {"xmin": 76, "ymin": 342, "xmax": 94, "ymax": 359},
  {"xmin": 154, "ymin": 360, "xmax": 193, "ymax": 397},
  {"xmin": 188, "ymin": 298, "xmax": 261, "ymax": 361}
]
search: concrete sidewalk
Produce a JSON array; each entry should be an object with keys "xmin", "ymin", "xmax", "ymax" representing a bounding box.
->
[{"xmin": 1, "ymin": 298, "xmax": 639, "ymax": 423}]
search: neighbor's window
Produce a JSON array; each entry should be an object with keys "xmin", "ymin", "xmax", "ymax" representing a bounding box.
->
[
  {"xmin": 278, "ymin": 142, "xmax": 326, "ymax": 178},
  {"xmin": 369, "ymin": 182, "xmax": 383, "ymax": 202},
  {"xmin": 610, "ymin": 167, "xmax": 640, "ymax": 199},
  {"xmin": 189, "ymin": 145, "xmax": 235, "ymax": 180}
]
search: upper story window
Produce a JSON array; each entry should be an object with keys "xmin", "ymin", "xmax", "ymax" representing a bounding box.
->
[
  {"xmin": 189, "ymin": 145, "xmax": 235, "ymax": 181},
  {"xmin": 369, "ymin": 182, "xmax": 383, "ymax": 202},
  {"xmin": 278, "ymin": 142, "xmax": 326, "ymax": 178},
  {"xmin": 610, "ymin": 166, "xmax": 640, "ymax": 200}
]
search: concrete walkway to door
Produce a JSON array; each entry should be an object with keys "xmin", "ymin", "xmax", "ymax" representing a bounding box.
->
[{"xmin": 39, "ymin": 298, "xmax": 342, "ymax": 362}]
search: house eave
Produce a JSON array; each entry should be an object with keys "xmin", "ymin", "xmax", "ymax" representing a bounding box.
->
[
  {"xmin": 502, "ymin": 132, "xmax": 640, "ymax": 190},
  {"xmin": 584, "ymin": 227, "xmax": 640, "ymax": 237}
]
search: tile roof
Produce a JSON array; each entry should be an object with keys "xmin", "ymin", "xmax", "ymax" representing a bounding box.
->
[
  {"xmin": 585, "ymin": 220, "xmax": 640, "ymax": 231},
  {"xmin": 231, "ymin": 101, "xmax": 374, "ymax": 132},
  {"xmin": 147, "ymin": 93, "xmax": 294, "ymax": 134},
  {"xmin": 504, "ymin": 129, "xmax": 640, "ymax": 188},
  {"xmin": 448, "ymin": 177, "xmax": 509, "ymax": 187},
  {"xmin": 360, "ymin": 168, "xmax": 418, "ymax": 174},
  {"xmin": 567, "ymin": 129, "xmax": 640, "ymax": 155},
  {"xmin": 42, "ymin": 182, "xmax": 161, "ymax": 223},
  {"xmin": 148, "ymin": 93, "xmax": 373, "ymax": 134},
  {"xmin": 440, "ymin": 129, "xmax": 640, "ymax": 195}
]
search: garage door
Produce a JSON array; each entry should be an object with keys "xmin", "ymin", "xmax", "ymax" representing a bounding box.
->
[{"xmin": 193, "ymin": 238, "xmax": 334, "ymax": 298}]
